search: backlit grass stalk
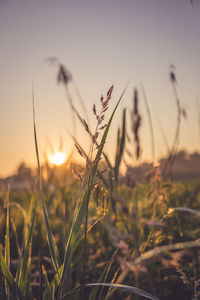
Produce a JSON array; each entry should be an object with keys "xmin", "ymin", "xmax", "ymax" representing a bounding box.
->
[
  {"xmin": 164, "ymin": 68, "xmax": 183, "ymax": 177},
  {"xmin": 82, "ymin": 86, "xmax": 114, "ymax": 287},
  {"xmin": 5, "ymin": 186, "xmax": 10, "ymax": 298},
  {"xmin": 114, "ymin": 108, "xmax": 126, "ymax": 183},
  {"xmin": 32, "ymin": 89, "xmax": 60, "ymax": 278},
  {"xmin": 57, "ymin": 83, "xmax": 129, "ymax": 299},
  {"xmin": 141, "ymin": 86, "xmax": 155, "ymax": 165}
]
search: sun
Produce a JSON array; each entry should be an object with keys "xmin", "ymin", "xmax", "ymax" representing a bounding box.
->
[{"xmin": 49, "ymin": 152, "xmax": 67, "ymax": 166}]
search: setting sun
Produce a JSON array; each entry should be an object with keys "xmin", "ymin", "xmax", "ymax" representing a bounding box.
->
[{"xmin": 49, "ymin": 152, "xmax": 67, "ymax": 166}]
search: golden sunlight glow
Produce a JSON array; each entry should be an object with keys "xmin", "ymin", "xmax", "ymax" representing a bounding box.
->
[{"xmin": 49, "ymin": 152, "xmax": 67, "ymax": 166}]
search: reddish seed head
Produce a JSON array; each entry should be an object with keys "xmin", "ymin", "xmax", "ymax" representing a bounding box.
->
[
  {"xmin": 98, "ymin": 118, "xmax": 102, "ymax": 125},
  {"xmin": 57, "ymin": 64, "xmax": 72, "ymax": 85},
  {"xmin": 93, "ymin": 132, "xmax": 99, "ymax": 141},
  {"xmin": 107, "ymin": 85, "xmax": 114, "ymax": 99},
  {"xmin": 95, "ymin": 157, "xmax": 102, "ymax": 163},
  {"xmin": 73, "ymin": 169, "xmax": 82, "ymax": 181},
  {"xmin": 97, "ymin": 169, "xmax": 107, "ymax": 175},
  {"xmin": 83, "ymin": 119, "xmax": 89, "ymax": 132},
  {"xmin": 93, "ymin": 104, "xmax": 96, "ymax": 115},
  {"xmin": 102, "ymin": 106, "xmax": 109, "ymax": 113},
  {"xmin": 95, "ymin": 143, "xmax": 105, "ymax": 150},
  {"xmin": 170, "ymin": 71, "xmax": 176, "ymax": 83},
  {"xmin": 99, "ymin": 124, "xmax": 107, "ymax": 130},
  {"xmin": 102, "ymin": 99, "xmax": 109, "ymax": 109},
  {"xmin": 133, "ymin": 89, "xmax": 138, "ymax": 115},
  {"xmin": 136, "ymin": 145, "xmax": 140, "ymax": 160},
  {"xmin": 75, "ymin": 144, "xmax": 84, "ymax": 157},
  {"xmin": 126, "ymin": 149, "xmax": 132, "ymax": 158}
]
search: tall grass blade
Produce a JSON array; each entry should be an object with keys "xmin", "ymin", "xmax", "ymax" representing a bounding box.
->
[
  {"xmin": 10, "ymin": 218, "xmax": 21, "ymax": 257},
  {"xmin": 5, "ymin": 186, "xmax": 10, "ymax": 296},
  {"xmin": 44, "ymin": 265, "xmax": 64, "ymax": 300},
  {"xmin": 141, "ymin": 86, "xmax": 155, "ymax": 165},
  {"xmin": 0, "ymin": 249, "xmax": 24, "ymax": 300},
  {"xmin": 15, "ymin": 202, "xmax": 29, "ymax": 284},
  {"xmin": 18, "ymin": 197, "xmax": 38, "ymax": 294},
  {"xmin": 42, "ymin": 265, "xmax": 53, "ymax": 300},
  {"xmin": 32, "ymin": 89, "xmax": 60, "ymax": 276},
  {"xmin": 5, "ymin": 187, "xmax": 10, "ymax": 267},
  {"xmin": 114, "ymin": 108, "xmax": 126, "ymax": 182},
  {"xmin": 16, "ymin": 195, "xmax": 34, "ymax": 284}
]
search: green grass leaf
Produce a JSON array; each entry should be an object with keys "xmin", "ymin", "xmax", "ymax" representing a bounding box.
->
[
  {"xmin": 5, "ymin": 187, "xmax": 10, "ymax": 295},
  {"xmin": 114, "ymin": 108, "xmax": 126, "ymax": 182},
  {"xmin": 18, "ymin": 196, "xmax": 38, "ymax": 295},
  {"xmin": 32, "ymin": 89, "xmax": 60, "ymax": 277},
  {"xmin": 0, "ymin": 248, "xmax": 24, "ymax": 300},
  {"xmin": 61, "ymin": 283, "xmax": 160, "ymax": 300},
  {"xmin": 42, "ymin": 264, "xmax": 53, "ymax": 300}
]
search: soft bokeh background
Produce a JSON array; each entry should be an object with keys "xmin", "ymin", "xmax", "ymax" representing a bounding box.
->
[{"xmin": 0, "ymin": 0, "xmax": 200, "ymax": 176}]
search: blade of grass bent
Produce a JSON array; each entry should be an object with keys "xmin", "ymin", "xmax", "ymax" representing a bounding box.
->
[
  {"xmin": 61, "ymin": 283, "xmax": 159, "ymax": 300},
  {"xmin": 115, "ymin": 238, "xmax": 200, "ymax": 288},
  {"xmin": 167, "ymin": 207, "xmax": 200, "ymax": 217},
  {"xmin": 58, "ymin": 83, "xmax": 129, "ymax": 298},
  {"xmin": 32, "ymin": 89, "xmax": 60, "ymax": 276},
  {"xmin": 133, "ymin": 239, "xmax": 200, "ymax": 265}
]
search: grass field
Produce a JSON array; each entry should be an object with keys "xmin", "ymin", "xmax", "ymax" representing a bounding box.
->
[{"xmin": 1, "ymin": 67, "xmax": 200, "ymax": 300}]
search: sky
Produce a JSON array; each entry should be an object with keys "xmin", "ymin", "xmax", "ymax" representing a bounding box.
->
[{"xmin": 0, "ymin": 0, "xmax": 200, "ymax": 176}]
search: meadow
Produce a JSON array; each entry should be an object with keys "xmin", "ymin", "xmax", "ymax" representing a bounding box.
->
[{"xmin": 0, "ymin": 64, "xmax": 200, "ymax": 300}]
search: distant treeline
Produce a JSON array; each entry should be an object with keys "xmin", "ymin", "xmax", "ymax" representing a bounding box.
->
[
  {"xmin": 1, "ymin": 150, "xmax": 200, "ymax": 191},
  {"xmin": 124, "ymin": 150, "xmax": 200, "ymax": 183}
]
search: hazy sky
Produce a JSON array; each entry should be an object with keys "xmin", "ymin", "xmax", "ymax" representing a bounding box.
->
[{"xmin": 0, "ymin": 0, "xmax": 200, "ymax": 176}]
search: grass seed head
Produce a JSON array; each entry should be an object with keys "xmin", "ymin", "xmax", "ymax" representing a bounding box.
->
[
  {"xmin": 57, "ymin": 64, "xmax": 72, "ymax": 85},
  {"xmin": 93, "ymin": 104, "xmax": 97, "ymax": 115},
  {"xmin": 83, "ymin": 118, "xmax": 90, "ymax": 132},
  {"xmin": 75, "ymin": 144, "xmax": 84, "ymax": 157}
]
